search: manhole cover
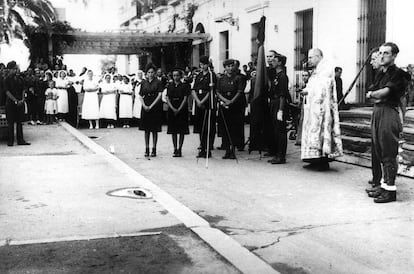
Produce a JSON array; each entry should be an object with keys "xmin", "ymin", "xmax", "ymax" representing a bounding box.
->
[{"xmin": 107, "ymin": 187, "xmax": 153, "ymax": 199}]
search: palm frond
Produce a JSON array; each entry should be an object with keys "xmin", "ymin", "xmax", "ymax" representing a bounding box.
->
[
  {"xmin": 23, "ymin": 0, "xmax": 56, "ymax": 24},
  {"xmin": 8, "ymin": 9, "xmax": 27, "ymax": 29}
]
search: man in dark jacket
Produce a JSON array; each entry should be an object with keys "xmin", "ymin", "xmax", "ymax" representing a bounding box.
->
[
  {"xmin": 365, "ymin": 42, "xmax": 410, "ymax": 203},
  {"xmin": 4, "ymin": 61, "xmax": 30, "ymax": 146},
  {"xmin": 268, "ymin": 53, "xmax": 289, "ymax": 164}
]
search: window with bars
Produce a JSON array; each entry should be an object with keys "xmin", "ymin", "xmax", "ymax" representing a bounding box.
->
[
  {"xmin": 251, "ymin": 22, "xmax": 259, "ymax": 63},
  {"xmin": 356, "ymin": 0, "xmax": 386, "ymax": 103},
  {"xmin": 294, "ymin": 9, "xmax": 313, "ymax": 71},
  {"xmin": 220, "ymin": 30, "xmax": 229, "ymax": 62}
]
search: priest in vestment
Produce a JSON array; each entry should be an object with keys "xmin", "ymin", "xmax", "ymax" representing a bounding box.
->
[{"xmin": 301, "ymin": 48, "xmax": 343, "ymax": 170}]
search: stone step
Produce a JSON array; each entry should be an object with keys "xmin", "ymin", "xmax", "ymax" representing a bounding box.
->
[
  {"xmin": 340, "ymin": 108, "xmax": 414, "ymax": 128},
  {"xmin": 339, "ymin": 108, "xmax": 372, "ymax": 124},
  {"xmin": 403, "ymin": 127, "xmax": 414, "ymax": 143},
  {"xmin": 340, "ymin": 122, "xmax": 371, "ymax": 138},
  {"xmin": 341, "ymin": 135, "xmax": 371, "ymax": 154},
  {"xmin": 338, "ymin": 107, "xmax": 414, "ymax": 178},
  {"xmin": 405, "ymin": 109, "xmax": 414, "ymax": 128},
  {"xmin": 401, "ymin": 143, "xmax": 414, "ymax": 166},
  {"xmin": 340, "ymin": 122, "xmax": 414, "ymax": 144}
]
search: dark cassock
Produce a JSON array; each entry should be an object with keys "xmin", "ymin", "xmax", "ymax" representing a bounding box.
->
[
  {"xmin": 166, "ymin": 81, "xmax": 190, "ymax": 135},
  {"xmin": 192, "ymin": 70, "xmax": 217, "ymax": 156},
  {"xmin": 217, "ymin": 70, "xmax": 245, "ymax": 159}
]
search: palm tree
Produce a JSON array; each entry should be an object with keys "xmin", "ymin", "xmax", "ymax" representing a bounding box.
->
[
  {"xmin": 0, "ymin": 0, "xmax": 56, "ymax": 43},
  {"xmin": 0, "ymin": 0, "xmax": 73, "ymax": 67}
]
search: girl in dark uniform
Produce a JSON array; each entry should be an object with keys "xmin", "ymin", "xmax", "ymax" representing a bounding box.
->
[
  {"xmin": 139, "ymin": 66, "xmax": 163, "ymax": 157},
  {"xmin": 166, "ymin": 69, "xmax": 190, "ymax": 157}
]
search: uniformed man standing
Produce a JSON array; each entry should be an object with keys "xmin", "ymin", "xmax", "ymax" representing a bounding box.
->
[
  {"xmin": 192, "ymin": 56, "xmax": 217, "ymax": 158},
  {"xmin": 233, "ymin": 59, "xmax": 247, "ymax": 151},
  {"xmin": 264, "ymin": 50, "xmax": 279, "ymax": 156},
  {"xmin": 217, "ymin": 59, "xmax": 244, "ymax": 159},
  {"xmin": 4, "ymin": 61, "xmax": 30, "ymax": 146},
  {"xmin": 268, "ymin": 53, "xmax": 289, "ymax": 164},
  {"xmin": 366, "ymin": 42, "xmax": 410, "ymax": 203}
]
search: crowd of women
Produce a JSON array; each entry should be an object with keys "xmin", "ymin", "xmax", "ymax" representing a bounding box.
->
[{"xmin": 1, "ymin": 57, "xmax": 260, "ymax": 159}]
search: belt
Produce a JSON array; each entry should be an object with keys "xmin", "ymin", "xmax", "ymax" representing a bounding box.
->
[{"xmin": 374, "ymin": 102, "xmax": 399, "ymax": 108}]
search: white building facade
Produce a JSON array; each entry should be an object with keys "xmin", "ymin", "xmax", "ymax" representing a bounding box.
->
[{"xmin": 123, "ymin": 0, "xmax": 414, "ymax": 103}]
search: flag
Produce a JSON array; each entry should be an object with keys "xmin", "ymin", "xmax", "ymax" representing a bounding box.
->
[{"xmin": 249, "ymin": 16, "xmax": 268, "ymax": 152}]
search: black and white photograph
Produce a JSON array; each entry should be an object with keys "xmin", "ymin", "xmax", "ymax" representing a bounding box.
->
[{"xmin": 0, "ymin": 0, "xmax": 413, "ymax": 273}]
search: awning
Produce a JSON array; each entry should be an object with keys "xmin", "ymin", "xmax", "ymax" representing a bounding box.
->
[{"xmin": 56, "ymin": 31, "xmax": 210, "ymax": 55}]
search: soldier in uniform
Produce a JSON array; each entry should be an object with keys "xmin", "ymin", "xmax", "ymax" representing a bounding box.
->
[
  {"xmin": 365, "ymin": 42, "xmax": 410, "ymax": 203},
  {"xmin": 268, "ymin": 53, "xmax": 289, "ymax": 164},
  {"xmin": 4, "ymin": 61, "xmax": 30, "ymax": 146},
  {"xmin": 217, "ymin": 59, "xmax": 245, "ymax": 159},
  {"xmin": 233, "ymin": 59, "xmax": 247, "ymax": 151},
  {"xmin": 191, "ymin": 56, "xmax": 217, "ymax": 158},
  {"xmin": 264, "ymin": 50, "xmax": 279, "ymax": 156}
]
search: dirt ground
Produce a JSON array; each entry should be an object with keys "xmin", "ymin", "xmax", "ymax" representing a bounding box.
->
[{"xmin": 0, "ymin": 225, "xmax": 238, "ymax": 274}]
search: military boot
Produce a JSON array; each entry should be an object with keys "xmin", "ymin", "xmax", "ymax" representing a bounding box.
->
[{"xmin": 374, "ymin": 190, "xmax": 397, "ymax": 203}]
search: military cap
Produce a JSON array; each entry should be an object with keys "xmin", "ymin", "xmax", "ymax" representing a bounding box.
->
[{"xmin": 223, "ymin": 59, "xmax": 235, "ymax": 67}]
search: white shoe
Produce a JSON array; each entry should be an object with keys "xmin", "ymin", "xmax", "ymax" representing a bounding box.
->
[
  {"xmin": 107, "ymin": 125, "xmax": 111, "ymax": 129},
  {"xmin": 89, "ymin": 125, "xmax": 93, "ymax": 129}
]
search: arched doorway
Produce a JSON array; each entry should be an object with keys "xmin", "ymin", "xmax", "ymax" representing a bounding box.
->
[{"xmin": 192, "ymin": 23, "xmax": 208, "ymax": 66}]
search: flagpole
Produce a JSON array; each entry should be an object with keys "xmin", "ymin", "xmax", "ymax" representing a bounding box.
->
[
  {"xmin": 206, "ymin": 66, "xmax": 214, "ymax": 168},
  {"xmin": 338, "ymin": 48, "xmax": 376, "ymax": 106},
  {"xmin": 261, "ymin": 0, "xmax": 265, "ymax": 16}
]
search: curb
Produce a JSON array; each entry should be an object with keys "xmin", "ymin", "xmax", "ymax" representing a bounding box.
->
[{"xmin": 61, "ymin": 122, "xmax": 279, "ymax": 274}]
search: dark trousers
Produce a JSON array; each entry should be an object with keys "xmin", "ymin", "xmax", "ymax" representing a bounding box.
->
[
  {"xmin": 264, "ymin": 106, "xmax": 277, "ymax": 154},
  {"xmin": 270, "ymin": 100, "xmax": 287, "ymax": 159},
  {"xmin": 6, "ymin": 103, "xmax": 25, "ymax": 144},
  {"xmin": 220, "ymin": 105, "xmax": 244, "ymax": 151},
  {"xmin": 296, "ymin": 104, "xmax": 304, "ymax": 145},
  {"xmin": 371, "ymin": 104, "xmax": 402, "ymax": 188}
]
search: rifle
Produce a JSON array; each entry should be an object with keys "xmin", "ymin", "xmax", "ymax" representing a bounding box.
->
[{"xmin": 338, "ymin": 48, "xmax": 377, "ymax": 106}]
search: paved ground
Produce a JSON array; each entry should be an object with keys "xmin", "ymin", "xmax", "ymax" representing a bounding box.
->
[
  {"xmin": 1, "ymin": 123, "xmax": 413, "ymax": 274},
  {"xmin": 0, "ymin": 124, "xmax": 239, "ymax": 274},
  {"xmin": 88, "ymin": 124, "xmax": 414, "ymax": 274}
]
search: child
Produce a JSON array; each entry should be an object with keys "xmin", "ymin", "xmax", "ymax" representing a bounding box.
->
[{"xmin": 44, "ymin": 80, "xmax": 58, "ymax": 124}]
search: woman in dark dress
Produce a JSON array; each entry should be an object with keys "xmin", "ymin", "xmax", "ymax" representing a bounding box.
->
[
  {"xmin": 139, "ymin": 66, "xmax": 163, "ymax": 157},
  {"xmin": 166, "ymin": 69, "xmax": 190, "ymax": 157}
]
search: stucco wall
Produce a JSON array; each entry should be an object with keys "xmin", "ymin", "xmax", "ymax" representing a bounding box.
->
[
  {"xmin": 191, "ymin": 0, "xmax": 359, "ymax": 101},
  {"xmin": 386, "ymin": 0, "xmax": 414, "ymax": 68},
  {"xmin": 125, "ymin": 0, "xmax": 413, "ymax": 102}
]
